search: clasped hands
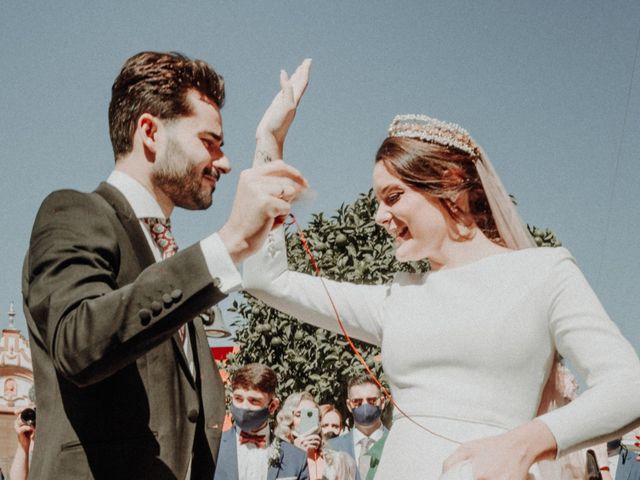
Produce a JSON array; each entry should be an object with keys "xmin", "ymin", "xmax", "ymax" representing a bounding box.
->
[{"xmin": 219, "ymin": 59, "xmax": 312, "ymax": 264}]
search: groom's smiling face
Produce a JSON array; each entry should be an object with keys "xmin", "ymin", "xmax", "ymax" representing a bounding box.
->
[{"xmin": 152, "ymin": 90, "xmax": 230, "ymax": 211}]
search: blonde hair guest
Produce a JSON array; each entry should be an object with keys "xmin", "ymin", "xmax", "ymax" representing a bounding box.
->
[
  {"xmin": 275, "ymin": 391, "xmax": 326, "ymax": 480},
  {"xmin": 275, "ymin": 392, "xmax": 317, "ymax": 442}
]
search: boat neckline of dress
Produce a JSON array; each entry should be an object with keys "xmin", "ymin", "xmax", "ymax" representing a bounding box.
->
[{"xmin": 427, "ymin": 246, "xmax": 559, "ymax": 275}]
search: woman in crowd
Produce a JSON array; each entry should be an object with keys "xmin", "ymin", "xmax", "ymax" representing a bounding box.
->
[
  {"xmin": 319, "ymin": 404, "xmax": 344, "ymax": 441},
  {"xmin": 243, "ymin": 61, "xmax": 640, "ymax": 479},
  {"xmin": 275, "ymin": 392, "xmax": 326, "ymax": 480}
]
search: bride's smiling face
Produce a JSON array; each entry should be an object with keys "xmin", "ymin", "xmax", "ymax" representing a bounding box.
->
[{"xmin": 373, "ymin": 161, "xmax": 450, "ymax": 262}]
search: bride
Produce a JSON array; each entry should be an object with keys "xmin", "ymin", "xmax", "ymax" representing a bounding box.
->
[{"xmin": 242, "ymin": 60, "xmax": 640, "ymax": 479}]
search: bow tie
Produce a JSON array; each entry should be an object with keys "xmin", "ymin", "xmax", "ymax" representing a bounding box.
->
[{"xmin": 239, "ymin": 431, "xmax": 267, "ymax": 448}]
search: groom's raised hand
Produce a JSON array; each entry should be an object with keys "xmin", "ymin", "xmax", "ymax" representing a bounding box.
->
[{"xmin": 219, "ymin": 161, "xmax": 308, "ymax": 264}]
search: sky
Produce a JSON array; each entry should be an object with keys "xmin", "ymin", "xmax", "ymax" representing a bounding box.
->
[{"xmin": 1, "ymin": 1, "xmax": 639, "ymax": 359}]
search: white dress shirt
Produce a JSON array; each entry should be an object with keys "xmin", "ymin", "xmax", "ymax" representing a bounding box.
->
[
  {"xmin": 352, "ymin": 424, "xmax": 385, "ymax": 460},
  {"xmin": 236, "ymin": 425, "xmax": 270, "ymax": 480}
]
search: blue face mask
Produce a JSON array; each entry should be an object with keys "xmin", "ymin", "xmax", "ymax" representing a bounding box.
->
[
  {"xmin": 351, "ymin": 404, "xmax": 382, "ymax": 426},
  {"xmin": 230, "ymin": 403, "xmax": 270, "ymax": 432}
]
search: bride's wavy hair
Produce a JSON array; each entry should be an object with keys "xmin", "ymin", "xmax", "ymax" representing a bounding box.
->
[{"xmin": 375, "ymin": 136, "xmax": 504, "ymax": 245}]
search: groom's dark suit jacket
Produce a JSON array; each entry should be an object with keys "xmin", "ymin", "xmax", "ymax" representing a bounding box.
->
[{"xmin": 22, "ymin": 182, "xmax": 228, "ymax": 479}]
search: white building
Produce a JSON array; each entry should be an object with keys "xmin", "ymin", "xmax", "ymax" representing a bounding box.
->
[{"xmin": 0, "ymin": 303, "xmax": 34, "ymax": 475}]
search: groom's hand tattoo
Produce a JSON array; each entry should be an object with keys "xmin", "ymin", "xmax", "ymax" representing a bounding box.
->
[{"xmin": 257, "ymin": 150, "xmax": 273, "ymax": 164}]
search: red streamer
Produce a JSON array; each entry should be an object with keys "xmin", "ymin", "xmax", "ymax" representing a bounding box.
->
[{"xmin": 289, "ymin": 215, "xmax": 461, "ymax": 445}]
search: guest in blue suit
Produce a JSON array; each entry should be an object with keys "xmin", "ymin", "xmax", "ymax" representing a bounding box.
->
[
  {"xmin": 611, "ymin": 428, "xmax": 640, "ymax": 480},
  {"xmin": 214, "ymin": 364, "xmax": 309, "ymax": 480},
  {"xmin": 329, "ymin": 375, "xmax": 388, "ymax": 480}
]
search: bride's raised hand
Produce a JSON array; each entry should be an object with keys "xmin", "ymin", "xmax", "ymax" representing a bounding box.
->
[{"xmin": 255, "ymin": 58, "xmax": 311, "ymax": 165}]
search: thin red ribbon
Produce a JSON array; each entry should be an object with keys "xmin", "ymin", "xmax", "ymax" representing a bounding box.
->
[{"xmin": 289, "ymin": 214, "xmax": 461, "ymax": 445}]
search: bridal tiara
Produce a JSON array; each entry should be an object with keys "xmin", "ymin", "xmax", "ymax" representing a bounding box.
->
[
  {"xmin": 387, "ymin": 113, "xmax": 536, "ymax": 252},
  {"xmin": 388, "ymin": 114, "xmax": 481, "ymax": 158}
]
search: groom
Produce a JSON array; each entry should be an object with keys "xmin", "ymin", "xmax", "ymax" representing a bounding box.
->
[{"xmin": 22, "ymin": 51, "xmax": 309, "ymax": 479}]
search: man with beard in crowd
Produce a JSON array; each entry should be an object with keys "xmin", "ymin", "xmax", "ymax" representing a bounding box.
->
[{"xmin": 330, "ymin": 375, "xmax": 389, "ymax": 480}]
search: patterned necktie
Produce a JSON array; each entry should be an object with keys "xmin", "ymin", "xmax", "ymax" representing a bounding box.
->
[
  {"xmin": 239, "ymin": 431, "xmax": 267, "ymax": 449},
  {"xmin": 142, "ymin": 218, "xmax": 178, "ymax": 259},
  {"xmin": 141, "ymin": 217, "xmax": 187, "ymax": 345},
  {"xmin": 358, "ymin": 437, "xmax": 374, "ymax": 478}
]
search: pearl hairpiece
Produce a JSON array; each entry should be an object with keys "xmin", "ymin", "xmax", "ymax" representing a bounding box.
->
[{"xmin": 388, "ymin": 114, "xmax": 481, "ymax": 158}]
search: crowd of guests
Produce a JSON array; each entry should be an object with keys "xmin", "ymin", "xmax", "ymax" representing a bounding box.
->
[
  {"xmin": 214, "ymin": 363, "xmax": 388, "ymax": 480},
  {"xmin": 5, "ymin": 363, "xmax": 640, "ymax": 480},
  {"xmin": 212, "ymin": 362, "xmax": 640, "ymax": 480},
  {"xmin": 12, "ymin": 49, "xmax": 640, "ymax": 479}
]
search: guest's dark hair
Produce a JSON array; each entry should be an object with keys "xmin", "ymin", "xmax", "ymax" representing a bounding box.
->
[
  {"xmin": 231, "ymin": 363, "xmax": 278, "ymax": 395},
  {"xmin": 108, "ymin": 51, "xmax": 225, "ymax": 160},
  {"xmin": 347, "ymin": 374, "xmax": 380, "ymax": 395}
]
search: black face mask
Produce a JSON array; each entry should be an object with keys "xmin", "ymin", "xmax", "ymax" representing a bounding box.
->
[
  {"xmin": 230, "ymin": 403, "xmax": 270, "ymax": 432},
  {"xmin": 323, "ymin": 431, "xmax": 338, "ymax": 440},
  {"xmin": 351, "ymin": 404, "xmax": 382, "ymax": 426}
]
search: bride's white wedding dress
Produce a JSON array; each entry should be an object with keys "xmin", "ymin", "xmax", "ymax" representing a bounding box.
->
[{"xmin": 243, "ymin": 228, "xmax": 640, "ymax": 479}]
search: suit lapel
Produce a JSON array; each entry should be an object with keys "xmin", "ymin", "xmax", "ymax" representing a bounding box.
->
[
  {"xmin": 348, "ymin": 432, "xmax": 362, "ymax": 480},
  {"xmin": 94, "ymin": 181, "xmax": 194, "ymax": 383},
  {"xmin": 266, "ymin": 450, "xmax": 279, "ymax": 480},
  {"xmin": 172, "ymin": 331, "xmax": 196, "ymax": 388},
  {"xmin": 181, "ymin": 317, "xmax": 207, "ymax": 389},
  {"xmin": 266, "ymin": 433, "xmax": 282, "ymax": 480},
  {"xmin": 347, "ymin": 431, "xmax": 356, "ymax": 459},
  {"xmin": 216, "ymin": 428, "xmax": 239, "ymax": 480},
  {"xmin": 267, "ymin": 464, "xmax": 277, "ymax": 480},
  {"xmin": 94, "ymin": 182, "xmax": 156, "ymax": 268},
  {"xmin": 619, "ymin": 451, "xmax": 634, "ymax": 480}
]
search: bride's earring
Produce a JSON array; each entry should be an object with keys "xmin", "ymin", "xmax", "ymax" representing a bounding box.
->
[{"xmin": 446, "ymin": 199, "xmax": 475, "ymax": 241}]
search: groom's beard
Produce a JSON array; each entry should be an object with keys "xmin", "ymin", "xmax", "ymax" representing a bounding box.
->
[{"xmin": 152, "ymin": 137, "xmax": 214, "ymax": 210}]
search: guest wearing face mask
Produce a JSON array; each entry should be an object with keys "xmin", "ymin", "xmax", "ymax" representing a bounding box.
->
[
  {"xmin": 329, "ymin": 376, "xmax": 388, "ymax": 480},
  {"xmin": 214, "ymin": 364, "xmax": 309, "ymax": 480},
  {"xmin": 319, "ymin": 405, "xmax": 344, "ymax": 441}
]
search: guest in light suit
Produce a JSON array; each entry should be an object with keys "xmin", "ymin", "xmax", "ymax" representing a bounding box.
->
[
  {"xmin": 329, "ymin": 375, "xmax": 388, "ymax": 480},
  {"xmin": 214, "ymin": 364, "xmax": 308, "ymax": 480}
]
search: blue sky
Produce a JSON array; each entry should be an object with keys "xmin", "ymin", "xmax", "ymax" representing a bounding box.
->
[{"xmin": 1, "ymin": 1, "xmax": 638, "ymax": 357}]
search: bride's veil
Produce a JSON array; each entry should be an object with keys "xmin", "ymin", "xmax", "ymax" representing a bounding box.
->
[{"xmin": 476, "ymin": 148, "xmax": 585, "ymax": 479}]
